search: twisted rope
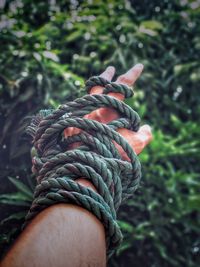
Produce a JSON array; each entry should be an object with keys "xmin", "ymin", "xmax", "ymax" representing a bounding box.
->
[{"xmin": 26, "ymin": 76, "xmax": 142, "ymax": 256}]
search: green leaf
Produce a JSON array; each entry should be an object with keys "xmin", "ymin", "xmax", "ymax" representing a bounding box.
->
[
  {"xmin": 66, "ymin": 30, "xmax": 83, "ymax": 42},
  {"xmin": 141, "ymin": 20, "xmax": 164, "ymax": 30},
  {"xmin": 1, "ymin": 211, "xmax": 26, "ymax": 225},
  {"xmin": 116, "ymin": 241, "xmax": 132, "ymax": 256},
  {"xmin": 187, "ymin": 195, "xmax": 200, "ymax": 211},
  {"xmin": 7, "ymin": 177, "xmax": 33, "ymax": 199},
  {"xmin": 0, "ymin": 192, "xmax": 32, "ymax": 202},
  {"xmin": 118, "ymin": 221, "xmax": 134, "ymax": 233},
  {"xmin": 0, "ymin": 199, "xmax": 31, "ymax": 207}
]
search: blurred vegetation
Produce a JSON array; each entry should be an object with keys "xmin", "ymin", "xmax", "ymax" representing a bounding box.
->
[{"xmin": 0, "ymin": 0, "xmax": 200, "ymax": 266}]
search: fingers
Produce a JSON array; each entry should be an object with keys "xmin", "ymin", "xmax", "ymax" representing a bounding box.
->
[
  {"xmin": 115, "ymin": 124, "xmax": 153, "ymax": 161},
  {"xmin": 64, "ymin": 64, "xmax": 151, "ymax": 160},
  {"xmin": 85, "ymin": 66, "xmax": 116, "ymax": 121},
  {"xmin": 90, "ymin": 66, "xmax": 116, "ymax": 95},
  {"xmin": 100, "ymin": 66, "xmax": 116, "ymax": 80},
  {"xmin": 116, "ymin": 64, "xmax": 144, "ymax": 86},
  {"xmin": 65, "ymin": 64, "xmax": 144, "ymax": 134},
  {"xmin": 93, "ymin": 63, "xmax": 144, "ymax": 123},
  {"xmin": 64, "ymin": 66, "xmax": 115, "ymax": 137},
  {"xmin": 104, "ymin": 63, "xmax": 144, "ymax": 102}
]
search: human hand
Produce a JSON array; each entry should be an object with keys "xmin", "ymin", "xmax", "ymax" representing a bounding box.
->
[
  {"xmin": 63, "ymin": 64, "xmax": 153, "ymax": 191},
  {"xmin": 64, "ymin": 64, "xmax": 153, "ymax": 161}
]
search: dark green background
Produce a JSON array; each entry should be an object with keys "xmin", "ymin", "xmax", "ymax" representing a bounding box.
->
[{"xmin": 0, "ymin": 1, "xmax": 199, "ymax": 266}]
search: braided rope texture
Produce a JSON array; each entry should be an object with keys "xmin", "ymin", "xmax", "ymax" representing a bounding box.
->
[{"xmin": 26, "ymin": 76, "xmax": 142, "ymax": 256}]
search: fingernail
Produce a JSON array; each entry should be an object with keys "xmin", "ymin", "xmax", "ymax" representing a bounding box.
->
[
  {"xmin": 106, "ymin": 66, "xmax": 115, "ymax": 73},
  {"xmin": 144, "ymin": 125, "xmax": 153, "ymax": 142},
  {"xmin": 134, "ymin": 63, "xmax": 144, "ymax": 70},
  {"xmin": 142, "ymin": 124, "xmax": 152, "ymax": 133},
  {"xmin": 139, "ymin": 125, "xmax": 153, "ymax": 142}
]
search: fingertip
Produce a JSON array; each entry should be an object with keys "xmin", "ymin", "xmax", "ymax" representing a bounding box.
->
[
  {"xmin": 99, "ymin": 65, "xmax": 115, "ymax": 80},
  {"xmin": 134, "ymin": 63, "xmax": 144, "ymax": 71},
  {"xmin": 140, "ymin": 124, "xmax": 152, "ymax": 133},
  {"xmin": 116, "ymin": 63, "xmax": 144, "ymax": 86},
  {"xmin": 106, "ymin": 65, "xmax": 115, "ymax": 74},
  {"xmin": 128, "ymin": 63, "xmax": 144, "ymax": 78},
  {"xmin": 139, "ymin": 124, "xmax": 153, "ymax": 142}
]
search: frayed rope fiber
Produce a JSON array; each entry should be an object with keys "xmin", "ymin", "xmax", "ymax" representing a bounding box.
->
[{"xmin": 25, "ymin": 76, "xmax": 142, "ymax": 256}]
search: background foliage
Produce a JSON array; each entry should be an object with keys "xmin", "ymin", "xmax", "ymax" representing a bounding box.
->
[{"xmin": 0, "ymin": 0, "xmax": 200, "ymax": 266}]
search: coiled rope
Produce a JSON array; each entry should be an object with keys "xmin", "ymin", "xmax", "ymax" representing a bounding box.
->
[{"xmin": 25, "ymin": 76, "xmax": 142, "ymax": 256}]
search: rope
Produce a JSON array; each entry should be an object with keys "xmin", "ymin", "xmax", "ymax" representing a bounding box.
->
[{"xmin": 25, "ymin": 76, "xmax": 142, "ymax": 256}]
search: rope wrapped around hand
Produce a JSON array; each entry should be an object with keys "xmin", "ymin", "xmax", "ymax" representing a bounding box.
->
[{"xmin": 25, "ymin": 76, "xmax": 142, "ymax": 256}]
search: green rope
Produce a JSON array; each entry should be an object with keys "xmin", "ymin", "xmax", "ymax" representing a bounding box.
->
[{"xmin": 25, "ymin": 76, "xmax": 142, "ymax": 256}]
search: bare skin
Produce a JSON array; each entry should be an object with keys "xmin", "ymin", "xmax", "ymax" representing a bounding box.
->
[{"xmin": 1, "ymin": 64, "xmax": 152, "ymax": 267}]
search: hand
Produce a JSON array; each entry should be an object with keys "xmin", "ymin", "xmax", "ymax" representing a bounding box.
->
[
  {"xmin": 64, "ymin": 64, "xmax": 153, "ymax": 191},
  {"xmin": 64, "ymin": 64, "xmax": 153, "ymax": 160}
]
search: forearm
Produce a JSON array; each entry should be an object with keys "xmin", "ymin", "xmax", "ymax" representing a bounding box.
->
[{"xmin": 1, "ymin": 203, "xmax": 106, "ymax": 267}]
